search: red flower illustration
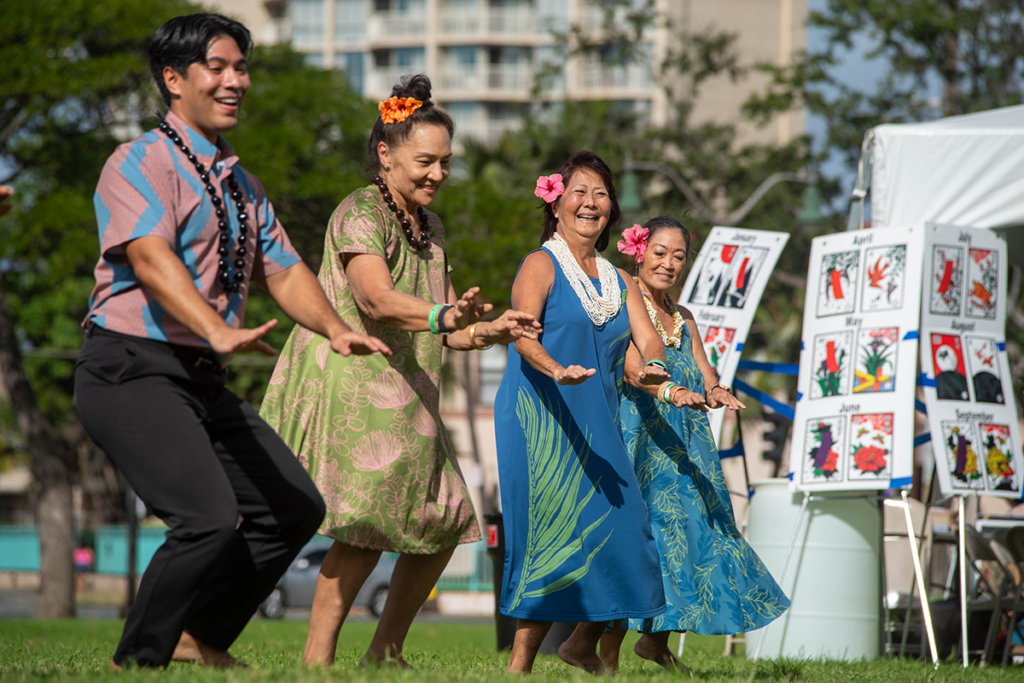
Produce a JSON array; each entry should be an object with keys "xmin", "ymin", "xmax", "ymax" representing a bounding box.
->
[
  {"xmin": 822, "ymin": 449, "xmax": 838, "ymax": 474},
  {"xmin": 853, "ymin": 445, "xmax": 887, "ymax": 474}
]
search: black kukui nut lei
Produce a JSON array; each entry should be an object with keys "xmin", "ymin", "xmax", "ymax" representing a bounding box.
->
[
  {"xmin": 371, "ymin": 174, "xmax": 431, "ymax": 250},
  {"xmin": 158, "ymin": 119, "xmax": 248, "ymax": 293}
]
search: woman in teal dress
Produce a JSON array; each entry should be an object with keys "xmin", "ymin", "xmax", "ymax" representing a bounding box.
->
[
  {"xmin": 601, "ymin": 217, "xmax": 790, "ymax": 672},
  {"xmin": 494, "ymin": 152, "xmax": 671, "ymax": 675}
]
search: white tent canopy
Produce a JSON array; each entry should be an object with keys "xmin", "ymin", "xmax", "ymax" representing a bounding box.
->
[
  {"xmin": 866, "ymin": 105, "xmax": 1024, "ymax": 261},
  {"xmin": 870, "ymin": 104, "xmax": 1024, "ymax": 231}
]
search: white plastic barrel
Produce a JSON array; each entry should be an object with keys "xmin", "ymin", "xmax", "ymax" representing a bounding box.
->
[{"xmin": 745, "ymin": 479, "xmax": 880, "ymax": 661}]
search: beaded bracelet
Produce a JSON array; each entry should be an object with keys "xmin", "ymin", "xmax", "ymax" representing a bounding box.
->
[
  {"xmin": 646, "ymin": 359, "xmax": 668, "ymax": 371},
  {"xmin": 428, "ymin": 304, "xmax": 444, "ymax": 335}
]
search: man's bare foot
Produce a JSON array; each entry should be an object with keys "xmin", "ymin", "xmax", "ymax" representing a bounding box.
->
[
  {"xmin": 171, "ymin": 632, "xmax": 246, "ymax": 668},
  {"xmin": 359, "ymin": 650, "xmax": 414, "ymax": 670},
  {"xmin": 633, "ymin": 636, "xmax": 692, "ymax": 676},
  {"xmin": 558, "ymin": 640, "xmax": 609, "ymax": 676}
]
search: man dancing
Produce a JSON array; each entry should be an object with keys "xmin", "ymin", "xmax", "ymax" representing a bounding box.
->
[{"xmin": 74, "ymin": 13, "xmax": 390, "ymax": 669}]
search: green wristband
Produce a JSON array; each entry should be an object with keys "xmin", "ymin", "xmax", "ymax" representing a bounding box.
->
[
  {"xmin": 428, "ymin": 303, "xmax": 444, "ymax": 335},
  {"xmin": 646, "ymin": 359, "xmax": 667, "ymax": 371}
]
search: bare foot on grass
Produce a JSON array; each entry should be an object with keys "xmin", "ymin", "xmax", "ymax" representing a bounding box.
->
[
  {"xmin": 558, "ymin": 640, "xmax": 609, "ymax": 676},
  {"xmin": 633, "ymin": 635, "xmax": 692, "ymax": 676},
  {"xmin": 172, "ymin": 631, "xmax": 246, "ymax": 668}
]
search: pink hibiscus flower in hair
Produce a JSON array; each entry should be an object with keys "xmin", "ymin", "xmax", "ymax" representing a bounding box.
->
[
  {"xmin": 617, "ymin": 224, "xmax": 649, "ymax": 263},
  {"xmin": 534, "ymin": 174, "xmax": 564, "ymax": 203}
]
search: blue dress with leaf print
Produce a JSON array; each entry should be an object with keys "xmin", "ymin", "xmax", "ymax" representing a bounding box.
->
[
  {"xmin": 494, "ymin": 249, "xmax": 666, "ymax": 622},
  {"xmin": 618, "ymin": 320, "xmax": 790, "ymax": 634}
]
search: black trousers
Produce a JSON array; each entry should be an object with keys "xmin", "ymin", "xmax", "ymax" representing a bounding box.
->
[{"xmin": 74, "ymin": 328, "xmax": 325, "ymax": 667}]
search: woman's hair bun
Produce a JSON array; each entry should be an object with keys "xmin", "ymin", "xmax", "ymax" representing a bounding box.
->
[{"xmin": 392, "ymin": 74, "xmax": 433, "ymax": 102}]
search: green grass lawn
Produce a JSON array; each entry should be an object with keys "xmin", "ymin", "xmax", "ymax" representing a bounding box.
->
[{"xmin": 0, "ymin": 618, "xmax": 1019, "ymax": 682}]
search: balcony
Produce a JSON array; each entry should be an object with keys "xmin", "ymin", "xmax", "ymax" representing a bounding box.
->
[
  {"xmin": 367, "ymin": 10, "xmax": 427, "ymax": 40},
  {"xmin": 367, "ymin": 67, "xmax": 423, "ymax": 97},
  {"xmin": 439, "ymin": 7, "xmax": 537, "ymax": 36},
  {"xmin": 438, "ymin": 63, "xmax": 535, "ymax": 94},
  {"xmin": 575, "ymin": 62, "xmax": 653, "ymax": 93},
  {"xmin": 454, "ymin": 118, "xmax": 520, "ymax": 146}
]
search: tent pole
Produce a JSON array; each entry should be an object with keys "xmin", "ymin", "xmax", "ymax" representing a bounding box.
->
[
  {"xmin": 958, "ymin": 494, "xmax": 968, "ymax": 667},
  {"xmin": 902, "ymin": 490, "xmax": 939, "ymax": 665}
]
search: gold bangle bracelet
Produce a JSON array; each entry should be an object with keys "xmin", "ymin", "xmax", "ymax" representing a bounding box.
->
[{"xmin": 468, "ymin": 323, "xmax": 493, "ymax": 350}]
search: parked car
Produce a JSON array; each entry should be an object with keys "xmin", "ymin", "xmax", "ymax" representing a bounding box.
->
[{"xmin": 259, "ymin": 540, "xmax": 395, "ymax": 619}]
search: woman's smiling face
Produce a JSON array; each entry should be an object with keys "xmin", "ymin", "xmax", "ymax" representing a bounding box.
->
[
  {"xmin": 639, "ymin": 227, "xmax": 689, "ymax": 291},
  {"xmin": 553, "ymin": 168, "xmax": 611, "ymax": 243},
  {"xmin": 378, "ymin": 123, "xmax": 452, "ymax": 211}
]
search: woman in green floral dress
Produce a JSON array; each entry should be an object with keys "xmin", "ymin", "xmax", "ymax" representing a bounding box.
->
[{"xmin": 260, "ymin": 75, "xmax": 539, "ymax": 668}]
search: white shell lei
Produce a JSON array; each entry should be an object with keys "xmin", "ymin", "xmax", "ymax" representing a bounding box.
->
[{"xmin": 542, "ymin": 233, "xmax": 622, "ymax": 326}]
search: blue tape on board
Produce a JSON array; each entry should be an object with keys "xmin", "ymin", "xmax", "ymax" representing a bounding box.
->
[
  {"xmin": 736, "ymin": 360, "xmax": 800, "ymax": 376},
  {"xmin": 788, "ymin": 472, "xmax": 794, "ymax": 481},
  {"xmin": 915, "ymin": 399, "xmax": 928, "ymax": 415},
  {"xmin": 889, "ymin": 476, "xmax": 913, "ymax": 489},
  {"xmin": 903, "ymin": 330, "xmax": 919, "ymax": 341},
  {"xmin": 998, "ymin": 341, "xmax": 1006, "ymax": 352},
  {"xmin": 719, "ymin": 442, "xmax": 745, "ymax": 459},
  {"xmin": 800, "ymin": 341, "xmax": 805, "ymax": 351},
  {"xmin": 797, "ymin": 392, "xmax": 804, "ymax": 401},
  {"xmin": 918, "ymin": 373, "xmax": 936, "ymax": 388},
  {"xmin": 914, "ymin": 433, "xmax": 932, "ymax": 448},
  {"xmin": 733, "ymin": 379, "xmax": 795, "ymax": 420},
  {"xmin": 736, "ymin": 342, "xmax": 744, "ymax": 352}
]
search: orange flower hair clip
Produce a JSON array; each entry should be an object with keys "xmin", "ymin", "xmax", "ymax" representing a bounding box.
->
[{"xmin": 378, "ymin": 96, "xmax": 423, "ymax": 124}]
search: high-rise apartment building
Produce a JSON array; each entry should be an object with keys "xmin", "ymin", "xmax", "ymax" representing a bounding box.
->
[{"xmin": 211, "ymin": 0, "xmax": 806, "ymax": 147}]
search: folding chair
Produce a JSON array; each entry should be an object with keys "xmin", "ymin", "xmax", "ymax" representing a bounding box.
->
[
  {"xmin": 962, "ymin": 526, "xmax": 1011, "ymax": 665},
  {"xmin": 997, "ymin": 526, "xmax": 1024, "ymax": 666}
]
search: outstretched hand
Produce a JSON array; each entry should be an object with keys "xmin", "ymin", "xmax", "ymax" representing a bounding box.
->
[
  {"xmin": 0, "ymin": 186, "xmax": 13, "ymax": 218},
  {"xmin": 672, "ymin": 387, "xmax": 709, "ymax": 412},
  {"xmin": 210, "ymin": 319, "xmax": 280, "ymax": 357},
  {"xmin": 478, "ymin": 310, "xmax": 542, "ymax": 346},
  {"xmin": 554, "ymin": 365, "xmax": 595, "ymax": 385},
  {"xmin": 707, "ymin": 386, "xmax": 746, "ymax": 410},
  {"xmin": 330, "ymin": 331, "xmax": 392, "ymax": 357},
  {"xmin": 637, "ymin": 365, "xmax": 670, "ymax": 385},
  {"xmin": 450, "ymin": 287, "xmax": 492, "ymax": 331}
]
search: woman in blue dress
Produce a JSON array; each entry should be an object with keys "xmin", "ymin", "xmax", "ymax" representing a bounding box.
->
[
  {"xmin": 494, "ymin": 152, "xmax": 670, "ymax": 674},
  {"xmin": 600, "ymin": 217, "xmax": 790, "ymax": 672}
]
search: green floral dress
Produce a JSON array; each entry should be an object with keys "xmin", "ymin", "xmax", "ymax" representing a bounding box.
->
[{"xmin": 260, "ymin": 187, "xmax": 481, "ymax": 553}]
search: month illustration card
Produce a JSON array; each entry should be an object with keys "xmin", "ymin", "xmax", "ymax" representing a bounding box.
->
[
  {"xmin": 921, "ymin": 224, "xmax": 1023, "ymax": 499},
  {"xmin": 791, "ymin": 227, "xmax": 923, "ymax": 492},
  {"xmin": 848, "ymin": 413, "xmax": 894, "ymax": 482},
  {"xmin": 679, "ymin": 227, "xmax": 789, "ymax": 445}
]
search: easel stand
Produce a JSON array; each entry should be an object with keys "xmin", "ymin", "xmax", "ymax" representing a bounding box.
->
[{"xmin": 957, "ymin": 494, "xmax": 968, "ymax": 667}]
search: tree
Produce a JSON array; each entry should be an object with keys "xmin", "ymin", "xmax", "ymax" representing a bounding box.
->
[{"xmin": 745, "ymin": 0, "xmax": 1024, "ymax": 169}]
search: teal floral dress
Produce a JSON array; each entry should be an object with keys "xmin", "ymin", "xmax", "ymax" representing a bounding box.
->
[{"xmin": 618, "ymin": 320, "xmax": 790, "ymax": 634}]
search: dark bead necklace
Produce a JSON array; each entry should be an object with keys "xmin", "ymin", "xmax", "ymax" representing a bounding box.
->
[
  {"xmin": 158, "ymin": 118, "xmax": 248, "ymax": 293},
  {"xmin": 371, "ymin": 174, "xmax": 431, "ymax": 250}
]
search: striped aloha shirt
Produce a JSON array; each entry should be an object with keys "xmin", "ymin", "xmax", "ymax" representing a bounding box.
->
[{"xmin": 86, "ymin": 110, "xmax": 301, "ymax": 349}]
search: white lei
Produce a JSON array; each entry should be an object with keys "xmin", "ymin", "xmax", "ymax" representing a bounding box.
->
[{"xmin": 542, "ymin": 233, "xmax": 622, "ymax": 326}]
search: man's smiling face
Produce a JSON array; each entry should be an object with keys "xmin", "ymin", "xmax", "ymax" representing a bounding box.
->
[{"xmin": 165, "ymin": 34, "xmax": 249, "ymax": 144}]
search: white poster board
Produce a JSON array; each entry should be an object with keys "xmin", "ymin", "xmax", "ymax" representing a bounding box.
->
[
  {"xmin": 679, "ymin": 227, "xmax": 790, "ymax": 444},
  {"xmin": 920, "ymin": 224, "xmax": 1024, "ymax": 499},
  {"xmin": 790, "ymin": 227, "xmax": 923, "ymax": 492}
]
